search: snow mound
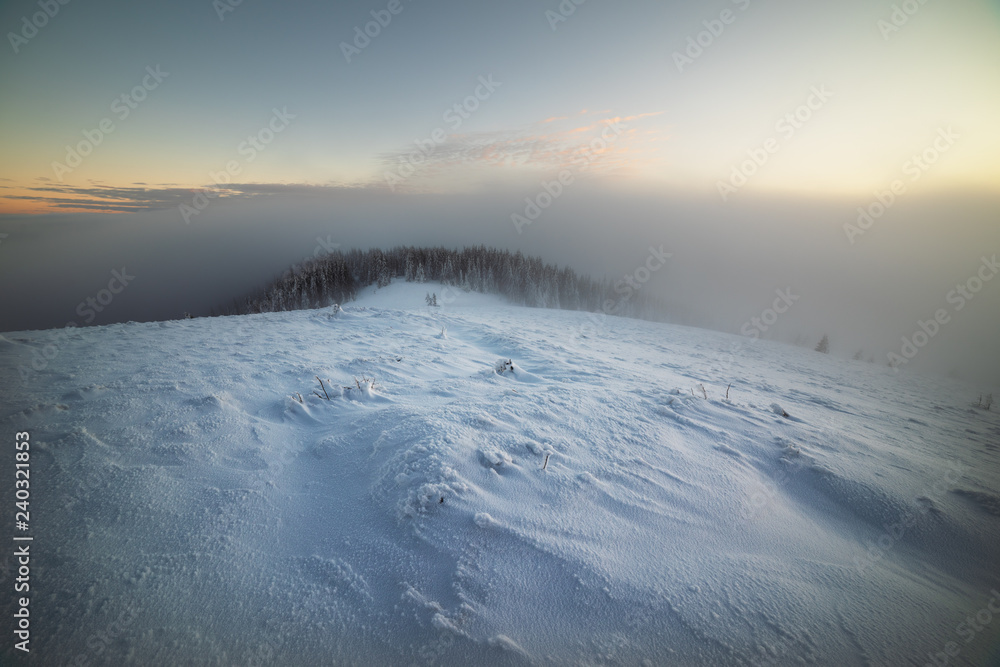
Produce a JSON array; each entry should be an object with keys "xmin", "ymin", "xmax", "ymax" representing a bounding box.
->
[
  {"xmin": 341, "ymin": 377, "xmax": 383, "ymax": 401},
  {"xmin": 492, "ymin": 358, "xmax": 541, "ymax": 382}
]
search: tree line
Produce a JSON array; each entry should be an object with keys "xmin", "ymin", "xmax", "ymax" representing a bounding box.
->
[{"xmin": 220, "ymin": 245, "xmax": 669, "ymax": 322}]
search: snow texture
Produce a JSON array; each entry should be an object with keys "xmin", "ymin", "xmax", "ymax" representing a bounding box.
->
[{"xmin": 1, "ymin": 281, "xmax": 998, "ymax": 665}]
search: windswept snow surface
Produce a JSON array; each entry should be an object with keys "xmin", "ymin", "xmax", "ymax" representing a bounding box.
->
[{"xmin": 2, "ymin": 281, "xmax": 999, "ymax": 665}]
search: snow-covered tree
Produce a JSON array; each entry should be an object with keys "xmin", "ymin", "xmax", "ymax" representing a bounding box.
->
[
  {"xmin": 228, "ymin": 245, "xmax": 671, "ymax": 325},
  {"xmin": 404, "ymin": 252, "xmax": 415, "ymax": 282},
  {"xmin": 375, "ymin": 252, "xmax": 391, "ymax": 288},
  {"xmin": 440, "ymin": 257, "xmax": 455, "ymax": 285}
]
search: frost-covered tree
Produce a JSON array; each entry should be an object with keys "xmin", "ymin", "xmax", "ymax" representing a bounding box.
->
[
  {"xmin": 375, "ymin": 252, "xmax": 391, "ymax": 288},
  {"xmin": 404, "ymin": 253, "xmax": 415, "ymax": 282},
  {"xmin": 438, "ymin": 257, "xmax": 452, "ymax": 285},
  {"xmin": 226, "ymin": 245, "xmax": 671, "ymax": 324},
  {"xmin": 815, "ymin": 335, "xmax": 830, "ymax": 354}
]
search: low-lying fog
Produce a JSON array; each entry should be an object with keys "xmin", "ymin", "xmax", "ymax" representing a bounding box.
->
[{"xmin": 1, "ymin": 184, "xmax": 997, "ymax": 386}]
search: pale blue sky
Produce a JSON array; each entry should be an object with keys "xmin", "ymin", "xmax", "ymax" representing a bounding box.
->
[{"xmin": 1, "ymin": 0, "xmax": 998, "ymax": 211}]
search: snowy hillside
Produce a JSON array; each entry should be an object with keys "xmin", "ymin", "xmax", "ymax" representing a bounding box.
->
[{"xmin": 2, "ymin": 281, "xmax": 999, "ymax": 665}]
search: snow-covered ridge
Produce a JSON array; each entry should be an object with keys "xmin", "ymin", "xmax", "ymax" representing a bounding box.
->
[{"xmin": 1, "ymin": 281, "xmax": 998, "ymax": 665}]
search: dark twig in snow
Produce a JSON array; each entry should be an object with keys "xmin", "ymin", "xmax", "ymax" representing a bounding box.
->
[{"xmin": 316, "ymin": 376, "xmax": 330, "ymax": 400}]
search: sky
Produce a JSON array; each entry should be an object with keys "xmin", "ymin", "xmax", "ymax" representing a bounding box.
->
[{"xmin": 0, "ymin": 0, "xmax": 998, "ymax": 384}]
